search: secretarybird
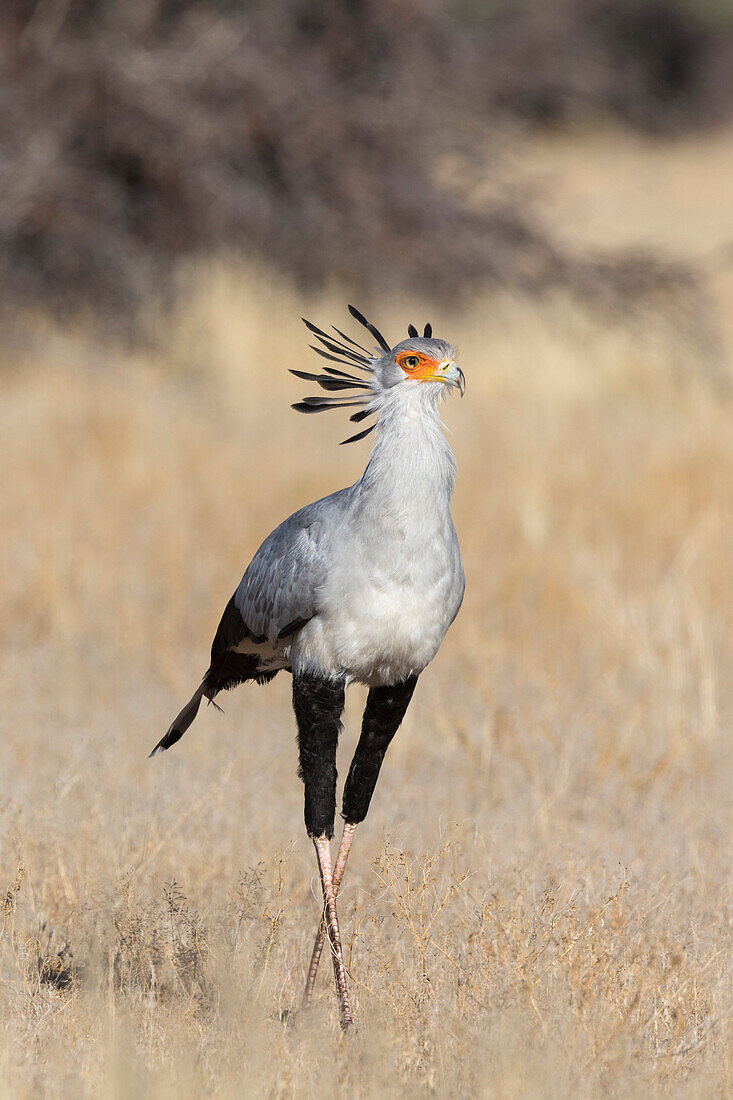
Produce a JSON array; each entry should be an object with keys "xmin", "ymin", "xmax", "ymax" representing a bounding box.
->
[{"xmin": 151, "ymin": 305, "xmax": 465, "ymax": 1028}]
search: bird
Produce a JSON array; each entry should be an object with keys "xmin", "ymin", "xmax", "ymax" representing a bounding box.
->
[{"xmin": 150, "ymin": 304, "xmax": 465, "ymax": 1028}]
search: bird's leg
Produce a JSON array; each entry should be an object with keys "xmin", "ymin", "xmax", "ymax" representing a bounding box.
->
[
  {"xmin": 312, "ymin": 834, "xmax": 352, "ymax": 1029},
  {"xmin": 341, "ymin": 676, "xmax": 419, "ymax": 826},
  {"xmin": 301, "ymin": 676, "xmax": 419, "ymax": 1003},
  {"xmin": 292, "ymin": 673, "xmax": 353, "ymax": 1027},
  {"xmin": 303, "ymin": 820, "xmax": 356, "ymax": 1009}
]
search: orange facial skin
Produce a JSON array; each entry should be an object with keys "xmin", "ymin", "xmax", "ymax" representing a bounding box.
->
[{"xmin": 395, "ymin": 351, "xmax": 451, "ymax": 384}]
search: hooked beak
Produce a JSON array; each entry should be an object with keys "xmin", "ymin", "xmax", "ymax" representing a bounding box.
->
[{"xmin": 439, "ymin": 361, "xmax": 466, "ymax": 397}]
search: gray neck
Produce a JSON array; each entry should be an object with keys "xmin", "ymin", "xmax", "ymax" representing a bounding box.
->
[{"xmin": 357, "ymin": 388, "xmax": 456, "ymax": 515}]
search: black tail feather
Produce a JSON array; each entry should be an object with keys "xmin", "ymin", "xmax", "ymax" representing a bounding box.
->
[
  {"xmin": 151, "ymin": 644, "xmax": 281, "ymax": 758},
  {"xmin": 149, "ymin": 684, "xmax": 205, "ymax": 757}
]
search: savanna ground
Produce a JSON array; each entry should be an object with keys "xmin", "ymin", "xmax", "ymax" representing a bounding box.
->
[{"xmin": 1, "ymin": 128, "xmax": 732, "ymax": 1097}]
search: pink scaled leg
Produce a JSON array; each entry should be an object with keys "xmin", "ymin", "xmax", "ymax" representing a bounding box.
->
[{"xmin": 305, "ymin": 823, "xmax": 356, "ymax": 1022}]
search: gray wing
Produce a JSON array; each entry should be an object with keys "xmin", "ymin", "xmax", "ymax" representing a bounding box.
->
[{"xmin": 233, "ymin": 488, "xmax": 350, "ymax": 648}]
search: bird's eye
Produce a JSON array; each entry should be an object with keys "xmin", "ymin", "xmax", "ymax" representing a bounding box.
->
[{"xmin": 402, "ymin": 355, "xmax": 420, "ymax": 370}]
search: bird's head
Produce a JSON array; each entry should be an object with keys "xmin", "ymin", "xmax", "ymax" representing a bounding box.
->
[
  {"xmin": 377, "ymin": 336, "xmax": 464, "ymax": 397},
  {"xmin": 292, "ymin": 306, "xmax": 465, "ymax": 444}
]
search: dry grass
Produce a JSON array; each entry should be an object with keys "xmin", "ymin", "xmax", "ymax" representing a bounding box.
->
[{"xmin": 1, "ymin": 131, "xmax": 732, "ymax": 1097}]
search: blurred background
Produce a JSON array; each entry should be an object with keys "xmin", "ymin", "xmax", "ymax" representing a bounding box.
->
[
  {"xmin": 1, "ymin": 2, "xmax": 732, "ymax": 1096},
  {"xmin": 2, "ymin": 0, "xmax": 733, "ymax": 323}
]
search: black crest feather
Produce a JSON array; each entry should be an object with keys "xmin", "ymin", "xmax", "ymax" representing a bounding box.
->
[
  {"xmin": 302, "ymin": 318, "xmax": 372, "ymax": 369},
  {"xmin": 331, "ymin": 326, "xmax": 371, "ymax": 355},
  {"xmin": 423, "ymin": 322, "xmax": 432, "ymax": 338},
  {"xmin": 347, "ymin": 304, "xmax": 391, "ymax": 353},
  {"xmin": 289, "ymin": 369, "xmax": 367, "ymax": 392},
  {"xmin": 407, "ymin": 324, "xmax": 418, "ymax": 338},
  {"xmin": 294, "ymin": 307, "xmax": 393, "ymax": 445},
  {"xmin": 340, "ymin": 423, "xmax": 376, "ymax": 446}
]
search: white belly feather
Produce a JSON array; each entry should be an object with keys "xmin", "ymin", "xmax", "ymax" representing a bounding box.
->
[{"xmin": 291, "ymin": 516, "xmax": 463, "ymax": 685}]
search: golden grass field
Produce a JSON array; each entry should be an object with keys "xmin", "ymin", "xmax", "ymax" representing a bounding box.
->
[{"xmin": 1, "ymin": 129, "xmax": 732, "ymax": 1097}]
